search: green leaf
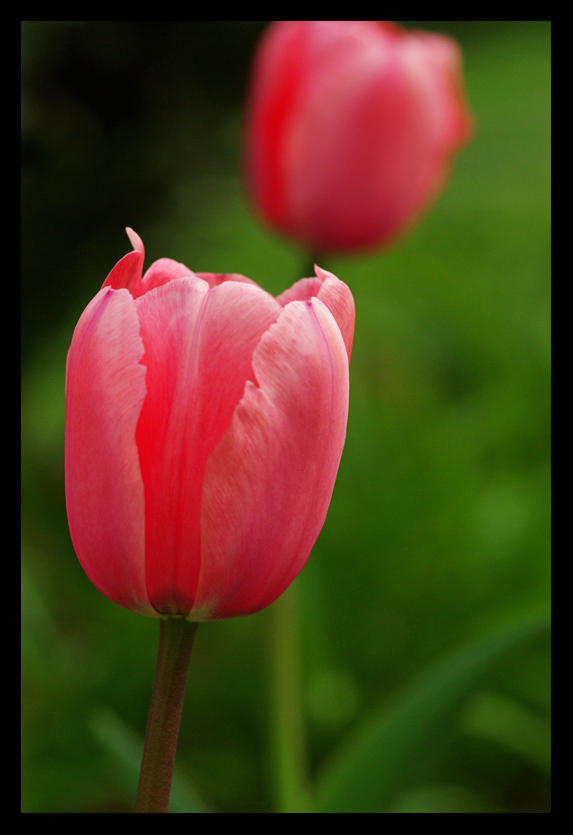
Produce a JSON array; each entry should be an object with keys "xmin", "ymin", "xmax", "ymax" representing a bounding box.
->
[
  {"xmin": 313, "ymin": 614, "xmax": 550, "ymax": 813},
  {"xmin": 460, "ymin": 690, "xmax": 551, "ymax": 775}
]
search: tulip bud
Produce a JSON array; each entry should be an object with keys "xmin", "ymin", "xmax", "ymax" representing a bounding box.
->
[
  {"xmin": 244, "ymin": 20, "xmax": 473, "ymax": 252},
  {"xmin": 65, "ymin": 230, "xmax": 354, "ymax": 620}
]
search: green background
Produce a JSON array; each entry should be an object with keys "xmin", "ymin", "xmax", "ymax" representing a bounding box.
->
[{"xmin": 21, "ymin": 21, "xmax": 550, "ymax": 813}]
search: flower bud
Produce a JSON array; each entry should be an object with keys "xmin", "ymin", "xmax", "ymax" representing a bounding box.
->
[{"xmin": 244, "ymin": 20, "xmax": 473, "ymax": 252}]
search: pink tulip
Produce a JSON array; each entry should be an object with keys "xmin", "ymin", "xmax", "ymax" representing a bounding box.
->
[
  {"xmin": 65, "ymin": 229, "xmax": 354, "ymax": 621},
  {"xmin": 244, "ymin": 20, "xmax": 473, "ymax": 252}
]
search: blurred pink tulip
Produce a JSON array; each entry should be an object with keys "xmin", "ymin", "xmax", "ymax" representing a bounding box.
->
[
  {"xmin": 65, "ymin": 229, "xmax": 354, "ymax": 620},
  {"xmin": 244, "ymin": 20, "xmax": 473, "ymax": 252}
]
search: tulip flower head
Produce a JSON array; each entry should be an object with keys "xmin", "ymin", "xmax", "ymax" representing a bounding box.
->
[
  {"xmin": 244, "ymin": 20, "xmax": 473, "ymax": 253},
  {"xmin": 65, "ymin": 230, "xmax": 354, "ymax": 621}
]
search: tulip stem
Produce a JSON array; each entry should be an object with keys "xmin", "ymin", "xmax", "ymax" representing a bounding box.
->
[
  {"xmin": 270, "ymin": 585, "xmax": 311, "ymax": 812},
  {"xmin": 135, "ymin": 617, "xmax": 198, "ymax": 813}
]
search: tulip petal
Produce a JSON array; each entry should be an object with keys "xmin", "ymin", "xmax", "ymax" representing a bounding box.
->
[
  {"xmin": 244, "ymin": 20, "xmax": 312, "ymax": 228},
  {"xmin": 65, "ymin": 288, "xmax": 152, "ymax": 614},
  {"xmin": 196, "ymin": 272, "xmax": 259, "ymax": 288},
  {"xmin": 276, "ymin": 265, "xmax": 355, "ymax": 361},
  {"xmin": 139, "ymin": 257, "xmax": 196, "ymax": 296},
  {"xmin": 102, "ymin": 229, "xmax": 145, "ymax": 295},
  {"xmin": 195, "ymin": 296, "xmax": 349, "ymax": 620},
  {"xmin": 134, "ymin": 277, "xmax": 281, "ymax": 616},
  {"xmin": 245, "ymin": 21, "xmax": 473, "ymax": 253},
  {"xmin": 287, "ymin": 24, "xmax": 469, "ymax": 249}
]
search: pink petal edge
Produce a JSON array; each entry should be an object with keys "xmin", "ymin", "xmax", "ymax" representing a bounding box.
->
[{"xmin": 65, "ymin": 287, "xmax": 153, "ymax": 615}]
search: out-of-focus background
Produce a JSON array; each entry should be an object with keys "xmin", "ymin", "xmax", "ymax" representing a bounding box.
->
[{"xmin": 21, "ymin": 21, "xmax": 550, "ymax": 813}]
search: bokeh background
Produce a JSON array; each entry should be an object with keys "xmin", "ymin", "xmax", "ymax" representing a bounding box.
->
[{"xmin": 21, "ymin": 21, "xmax": 550, "ymax": 813}]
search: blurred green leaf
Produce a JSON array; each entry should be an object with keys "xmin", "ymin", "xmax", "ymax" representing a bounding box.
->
[
  {"xmin": 460, "ymin": 690, "xmax": 551, "ymax": 776},
  {"xmin": 313, "ymin": 614, "xmax": 550, "ymax": 812},
  {"xmin": 389, "ymin": 783, "xmax": 500, "ymax": 813}
]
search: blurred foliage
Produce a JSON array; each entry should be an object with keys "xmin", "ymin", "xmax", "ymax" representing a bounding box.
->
[{"xmin": 21, "ymin": 21, "xmax": 550, "ymax": 812}]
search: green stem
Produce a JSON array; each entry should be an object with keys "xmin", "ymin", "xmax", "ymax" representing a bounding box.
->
[
  {"xmin": 135, "ymin": 617, "xmax": 198, "ymax": 813},
  {"xmin": 270, "ymin": 584, "xmax": 311, "ymax": 812}
]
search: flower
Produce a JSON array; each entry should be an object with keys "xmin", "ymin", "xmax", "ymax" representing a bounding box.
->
[
  {"xmin": 65, "ymin": 229, "xmax": 354, "ymax": 620},
  {"xmin": 244, "ymin": 20, "xmax": 473, "ymax": 253}
]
